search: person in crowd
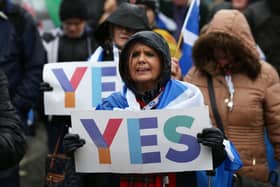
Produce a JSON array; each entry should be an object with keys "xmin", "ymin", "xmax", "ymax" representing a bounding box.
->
[
  {"xmin": 244, "ymin": 0, "xmax": 280, "ymax": 177},
  {"xmin": 184, "ymin": 9, "xmax": 280, "ymax": 185},
  {"xmin": 159, "ymin": 0, "xmax": 210, "ymax": 41},
  {"xmin": 207, "ymin": 0, "xmax": 251, "ymax": 21},
  {"xmin": 42, "ymin": 0, "xmax": 97, "ymax": 64},
  {"xmin": 41, "ymin": 0, "xmax": 98, "ymax": 154},
  {"xmin": 88, "ymin": 2, "xmax": 182, "ymax": 80},
  {"xmin": 88, "ymin": 2, "xmax": 150, "ymax": 62},
  {"xmin": 133, "ymin": 0, "xmax": 177, "ymax": 33},
  {"xmin": 63, "ymin": 31, "xmax": 242, "ymax": 187},
  {"xmin": 0, "ymin": 68, "xmax": 27, "ymax": 184},
  {"xmin": 205, "ymin": 0, "xmax": 266, "ymax": 60},
  {"xmin": 0, "ymin": 0, "xmax": 46, "ymax": 186},
  {"xmin": 244, "ymin": 0, "xmax": 280, "ymax": 76}
]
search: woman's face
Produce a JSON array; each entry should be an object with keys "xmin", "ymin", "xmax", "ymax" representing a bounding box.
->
[
  {"xmin": 113, "ymin": 25, "xmax": 136, "ymax": 49},
  {"xmin": 201, "ymin": 49, "xmax": 233, "ymax": 76},
  {"xmin": 128, "ymin": 42, "xmax": 161, "ymax": 93}
]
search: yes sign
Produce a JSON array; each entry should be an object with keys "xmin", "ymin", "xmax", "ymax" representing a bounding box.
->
[
  {"xmin": 71, "ymin": 108, "xmax": 212, "ymax": 173},
  {"xmin": 43, "ymin": 61, "xmax": 122, "ymax": 115}
]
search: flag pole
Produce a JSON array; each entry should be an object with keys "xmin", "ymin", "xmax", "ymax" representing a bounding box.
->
[{"xmin": 174, "ymin": 32, "xmax": 183, "ymax": 59}]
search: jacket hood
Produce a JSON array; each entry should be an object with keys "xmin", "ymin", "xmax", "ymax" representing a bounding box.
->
[
  {"xmin": 204, "ymin": 9, "xmax": 259, "ymax": 59},
  {"xmin": 192, "ymin": 9, "xmax": 261, "ymax": 78},
  {"xmin": 119, "ymin": 31, "xmax": 171, "ymax": 93},
  {"xmin": 95, "ymin": 2, "xmax": 150, "ymax": 45}
]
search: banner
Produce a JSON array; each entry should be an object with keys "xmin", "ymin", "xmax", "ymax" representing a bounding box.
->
[
  {"xmin": 43, "ymin": 61, "xmax": 122, "ymax": 115},
  {"xmin": 70, "ymin": 107, "xmax": 212, "ymax": 173}
]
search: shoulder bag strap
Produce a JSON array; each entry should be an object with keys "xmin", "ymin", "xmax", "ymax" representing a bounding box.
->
[
  {"xmin": 207, "ymin": 74, "xmax": 225, "ymax": 134},
  {"xmin": 49, "ymin": 127, "xmax": 63, "ymax": 169}
]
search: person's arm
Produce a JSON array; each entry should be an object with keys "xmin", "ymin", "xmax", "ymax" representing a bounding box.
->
[{"xmin": 0, "ymin": 70, "xmax": 27, "ymax": 169}]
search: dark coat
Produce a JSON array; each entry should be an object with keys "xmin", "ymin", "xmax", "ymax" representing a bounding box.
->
[
  {"xmin": 244, "ymin": 0, "xmax": 280, "ymax": 75},
  {"xmin": 0, "ymin": 68, "xmax": 26, "ymax": 185},
  {"xmin": 0, "ymin": 0, "xmax": 46, "ymax": 123}
]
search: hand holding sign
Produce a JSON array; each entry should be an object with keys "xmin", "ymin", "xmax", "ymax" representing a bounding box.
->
[
  {"xmin": 197, "ymin": 127, "xmax": 226, "ymax": 168},
  {"xmin": 63, "ymin": 134, "xmax": 86, "ymax": 157},
  {"xmin": 40, "ymin": 82, "xmax": 53, "ymax": 92}
]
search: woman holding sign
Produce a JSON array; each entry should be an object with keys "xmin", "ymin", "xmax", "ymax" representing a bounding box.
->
[{"xmin": 63, "ymin": 31, "xmax": 242, "ymax": 187}]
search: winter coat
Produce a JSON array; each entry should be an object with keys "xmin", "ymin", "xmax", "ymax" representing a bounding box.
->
[
  {"xmin": 184, "ymin": 9, "xmax": 280, "ymax": 182},
  {"xmin": 0, "ymin": 0, "xmax": 46, "ymax": 123},
  {"xmin": 42, "ymin": 27, "xmax": 97, "ymax": 64},
  {"xmin": 0, "ymin": 68, "xmax": 26, "ymax": 185}
]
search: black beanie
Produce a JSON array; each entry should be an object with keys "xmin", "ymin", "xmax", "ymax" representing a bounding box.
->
[{"xmin": 59, "ymin": 0, "xmax": 88, "ymax": 21}]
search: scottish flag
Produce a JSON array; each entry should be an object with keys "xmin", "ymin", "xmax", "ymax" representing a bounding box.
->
[{"xmin": 179, "ymin": 0, "xmax": 200, "ymax": 76}]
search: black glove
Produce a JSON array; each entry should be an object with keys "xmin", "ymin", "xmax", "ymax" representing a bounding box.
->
[
  {"xmin": 40, "ymin": 82, "xmax": 53, "ymax": 92},
  {"xmin": 197, "ymin": 127, "xmax": 226, "ymax": 169},
  {"xmin": 63, "ymin": 134, "xmax": 85, "ymax": 157}
]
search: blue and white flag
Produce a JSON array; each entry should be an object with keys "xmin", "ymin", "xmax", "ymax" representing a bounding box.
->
[
  {"xmin": 179, "ymin": 0, "xmax": 200, "ymax": 76},
  {"xmin": 197, "ymin": 140, "xmax": 243, "ymax": 187},
  {"xmin": 88, "ymin": 46, "xmax": 104, "ymax": 62}
]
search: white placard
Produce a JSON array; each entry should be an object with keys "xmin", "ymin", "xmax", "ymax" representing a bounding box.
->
[
  {"xmin": 43, "ymin": 61, "xmax": 122, "ymax": 115},
  {"xmin": 70, "ymin": 106, "xmax": 212, "ymax": 173}
]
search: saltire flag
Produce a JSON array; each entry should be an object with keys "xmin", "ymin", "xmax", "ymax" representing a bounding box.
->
[{"xmin": 179, "ymin": 0, "xmax": 200, "ymax": 76}]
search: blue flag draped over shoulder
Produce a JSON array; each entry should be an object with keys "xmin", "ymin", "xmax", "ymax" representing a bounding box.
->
[{"xmin": 179, "ymin": 0, "xmax": 200, "ymax": 76}]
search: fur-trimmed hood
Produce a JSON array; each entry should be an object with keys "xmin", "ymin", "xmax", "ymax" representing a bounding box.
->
[
  {"xmin": 192, "ymin": 10, "xmax": 260, "ymax": 77},
  {"xmin": 202, "ymin": 10, "xmax": 259, "ymax": 58}
]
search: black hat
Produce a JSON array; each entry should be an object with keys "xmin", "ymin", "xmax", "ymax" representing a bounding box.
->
[
  {"xmin": 94, "ymin": 2, "xmax": 150, "ymax": 44},
  {"xmin": 119, "ymin": 31, "xmax": 171, "ymax": 92},
  {"xmin": 59, "ymin": 0, "xmax": 88, "ymax": 21}
]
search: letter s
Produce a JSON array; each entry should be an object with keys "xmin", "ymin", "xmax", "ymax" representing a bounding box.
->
[{"xmin": 164, "ymin": 115, "xmax": 200, "ymax": 163}]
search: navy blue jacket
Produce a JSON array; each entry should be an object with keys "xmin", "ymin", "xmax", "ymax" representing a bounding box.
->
[{"xmin": 0, "ymin": 0, "xmax": 46, "ymax": 121}]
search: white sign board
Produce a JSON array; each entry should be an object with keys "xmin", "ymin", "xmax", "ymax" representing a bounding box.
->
[
  {"xmin": 43, "ymin": 61, "xmax": 122, "ymax": 115},
  {"xmin": 71, "ymin": 107, "xmax": 212, "ymax": 173}
]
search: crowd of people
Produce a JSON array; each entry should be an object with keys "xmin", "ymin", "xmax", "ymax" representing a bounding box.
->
[{"xmin": 1, "ymin": 0, "xmax": 280, "ymax": 186}]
